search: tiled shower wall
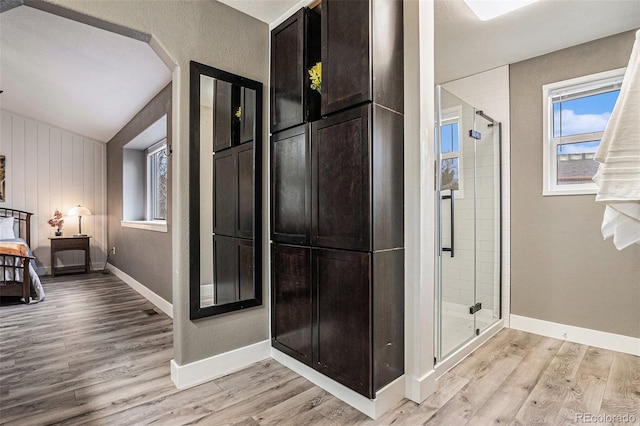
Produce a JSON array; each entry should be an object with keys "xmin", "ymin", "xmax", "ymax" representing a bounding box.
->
[{"xmin": 442, "ymin": 66, "xmax": 511, "ymax": 326}]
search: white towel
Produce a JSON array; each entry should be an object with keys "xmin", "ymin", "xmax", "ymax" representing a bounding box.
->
[{"xmin": 593, "ymin": 29, "xmax": 640, "ymax": 250}]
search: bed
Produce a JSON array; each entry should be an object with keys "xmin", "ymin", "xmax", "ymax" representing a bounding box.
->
[{"xmin": 0, "ymin": 208, "xmax": 45, "ymax": 303}]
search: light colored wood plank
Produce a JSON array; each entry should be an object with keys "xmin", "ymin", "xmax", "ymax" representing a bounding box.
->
[
  {"xmin": 466, "ymin": 336, "xmax": 560, "ymax": 425},
  {"xmin": 599, "ymin": 351, "xmax": 640, "ymax": 423},
  {"xmin": 555, "ymin": 346, "xmax": 614, "ymax": 425},
  {"xmin": 425, "ymin": 329, "xmax": 543, "ymax": 425},
  {"xmin": 449, "ymin": 327, "xmax": 519, "ymax": 379},
  {"xmin": 1, "ymin": 273, "xmax": 636, "ymax": 426},
  {"xmin": 512, "ymin": 341, "xmax": 588, "ymax": 425},
  {"xmin": 371, "ymin": 371, "xmax": 470, "ymax": 425},
  {"xmin": 252, "ymin": 385, "xmax": 329, "ymax": 425}
]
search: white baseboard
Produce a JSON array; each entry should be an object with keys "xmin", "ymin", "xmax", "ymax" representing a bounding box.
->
[
  {"xmin": 106, "ymin": 264, "xmax": 173, "ymax": 318},
  {"xmin": 405, "ymin": 369, "xmax": 437, "ymax": 404},
  {"xmin": 510, "ymin": 314, "xmax": 640, "ymax": 356},
  {"xmin": 171, "ymin": 340, "xmax": 271, "ymax": 389},
  {"xmin": 271, "ymin": 348, "xmax": 404, "ymax": 419}
]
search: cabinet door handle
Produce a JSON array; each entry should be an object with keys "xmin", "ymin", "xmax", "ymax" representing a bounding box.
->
[{"xmin": 441, "ymin": 189, "xmax": 454, "ymax": 258}]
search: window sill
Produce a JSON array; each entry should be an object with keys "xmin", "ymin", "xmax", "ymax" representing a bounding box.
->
[
  {"xmin": 542, "ymin": 188, "xmax": 597, "ymax": 196},
  {"xmin": 121, "ymin": 220, "xmax": 168, "ymax": 233}
]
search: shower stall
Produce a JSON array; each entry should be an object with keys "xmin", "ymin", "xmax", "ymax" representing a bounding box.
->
[{"xmin": 435, "ymin": 86, "xmax": 502, "ymax": 362}]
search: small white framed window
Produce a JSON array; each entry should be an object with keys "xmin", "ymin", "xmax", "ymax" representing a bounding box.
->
[
  {"xmin": 147, "ymin": 139, "xmax": 168, "ymax": 221},
  {"xmin": 542, "ymin": 68, "xmax": 624, "ymax": 196},
  {"xmin": 439, "ymin": 106, "xmax": 464, "ymax": 198},
  {"xmin": 122, "ymin": 115, "xmax": 168, "ymax": 232}
]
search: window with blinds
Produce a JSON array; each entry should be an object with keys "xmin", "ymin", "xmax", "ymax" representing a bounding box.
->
[{"xmin": 542, "ymin": 68, "xmax": 624, "ymax": 196}]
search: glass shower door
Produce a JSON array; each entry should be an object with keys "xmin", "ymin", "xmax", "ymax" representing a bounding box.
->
[
  {"xmin": 437, "ymin": 88, "xmax": 477, "ymax": 359},
  {"xmin": 436, "ymin": 87, "xmax": 502, "ymax": 362},
  {"xmin": 474, "ymin": 113, "xmax": 502, "ymax": 336}
]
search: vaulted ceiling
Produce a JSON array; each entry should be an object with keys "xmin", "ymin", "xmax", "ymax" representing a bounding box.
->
[{"xmin": 0, "ymin": 6, "xmax": 171, "ymax": 142}]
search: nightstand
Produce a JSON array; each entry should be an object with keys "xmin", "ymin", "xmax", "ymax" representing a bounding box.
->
[{"xmin": 49, "ymin": 236, "xmax": 91, "ymax": 277}]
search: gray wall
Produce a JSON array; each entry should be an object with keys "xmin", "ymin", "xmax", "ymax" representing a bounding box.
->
[
  {"xmin": 107, "ymin": 84, "xmax": 173, "ymax": 302},
  {"xmin": 510, "ymin": 30, "xmax": 640, "ymax": 338},
  {"xmin": 49, "ymin": 0, "xmax": 271, "ymax": 365}
]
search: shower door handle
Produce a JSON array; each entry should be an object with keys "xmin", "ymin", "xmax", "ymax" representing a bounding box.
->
[{"xmin": 441, "ymin": 190, "xmax": 454, "ymax": 257}]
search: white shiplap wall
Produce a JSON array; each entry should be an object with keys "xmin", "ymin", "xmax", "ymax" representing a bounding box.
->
[
  {"xmin": 0, "ymin": 109, "xmax": 107, "ymax": 275},
  {"xmin": 442, "ymin": 65, "xmax": 511, "ymax": 326}
]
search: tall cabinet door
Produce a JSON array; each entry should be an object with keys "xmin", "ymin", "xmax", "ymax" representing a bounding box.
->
[
  {"xmin": 312, "ymin": 248, "xmax": 372, "ymax": 398},
  {"xmin": 321, "ymin": 0, "xmax": 370, "ymax": 115},
  {"xmin": 213, "ymin": 79, "xmax": 233, "ymax": 152},
  {"xmin": 272, "ymin": 244, "xmax": 312, "ymax": 364},
  {"xmin": 238, "ymin": 239, "xmax": 255, "ymax": 300},
  {"xmin": 271, "ymin": 8, "xmax": 321, "ymax": 133},
  {"xmin": 312, "ymin": 105, "xmax": 371, "ymax": 251},
  {"xmin": 239, "ymin": 87, "xmax": 255, "ymax": 144},
  {"xmin": 214, "ymin": 235, "xmax": 239, "ymax": 304},
  {"xmin": 271, "ymin": 124, "xmax": 311, "ymax": 244},
  {"xmin": 213, "ymin": 149, "xmax": 236, "ymax": 236},
  {"xmin": 214, "ymin": 236, "xmax": 254, "ymax": 304},
  {"xmin": 236, "ymin": 143, "xmax": 254, "ymax": 239}
]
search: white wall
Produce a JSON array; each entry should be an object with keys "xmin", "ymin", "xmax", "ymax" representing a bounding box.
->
[
  {"xmin": 0, "ymin": 109, "xmax": 107, "ymax": 274},
  {"xmin": 442, "ymin": 65, "xmax": 511, "ymax": 325}
]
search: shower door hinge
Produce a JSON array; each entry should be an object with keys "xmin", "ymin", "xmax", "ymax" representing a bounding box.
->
[
  {"xmin": 469, "ymin": 130, "xmax": 482, "ymax": 140},
  {"xmin": 469, "ymin": 302, "xmax": 482, "ymax": 315}
]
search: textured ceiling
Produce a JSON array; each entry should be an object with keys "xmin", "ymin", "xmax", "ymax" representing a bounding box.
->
[{"xmin": 0, "ymin": 6, "xmax": 171, "ymax": 142}]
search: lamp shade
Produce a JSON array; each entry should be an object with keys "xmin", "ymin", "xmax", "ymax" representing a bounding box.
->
[{"xmin": 68, "ymin": 205, "xmax": 92, "ymax": 217}]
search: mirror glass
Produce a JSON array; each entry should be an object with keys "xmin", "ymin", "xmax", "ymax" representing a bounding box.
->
[{"xmin": 190, "ymin": 61, "xmax": 262, "ymax": 319}]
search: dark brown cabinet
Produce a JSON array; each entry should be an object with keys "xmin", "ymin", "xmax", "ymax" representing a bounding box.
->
[
  {"xmin": 321, "ymin": 0, "xmax": 403, "ymax": 116},
  {"xmin": 213, "ymin": 79, "xmax": 233, "ymax": 152},
  {"xmin": 236, "ymin": 143, "xmax": 254, "ymax": 238},
  {"xmin": 270, "ymin": 7, "xmax": 321, "ymax": 133},
  {"xmin": 270, "ymin": 0, "xmax": 404, "ymax": 400},
  {"xmin": 213, "ymin": 149, "xmax": 236, "ymax": 236},
  {"xmin": 239, "ymin": 87, "xmax": 255, "ymax": 145},
  {"xmin": 214, "ymin": 83, "xmax": 254, "ymax": 151},
  {"xmin": 313, "ymin": 248, "xmax": 371, "ymax": 396},
  {"xmin": 213, "ymin": 143, "xmax": 254, "ymax": 238},
  {"xmin": 271, "ymin": 124, "xmax": 311, "ymax": 245},
  {"xmin": 311, "ymin": 248, "xmax": 404, "ymax": 399},
  {"xmin": 312, "ymin": 105, "xmax": 371, "ymax": 251},
  {"xmin": 215, "ymin": 235, "xmax": 254, "ymax": 305},
  {"xmin": 271, "ymin": 244, "xmax": 312, "ymax": 364}
]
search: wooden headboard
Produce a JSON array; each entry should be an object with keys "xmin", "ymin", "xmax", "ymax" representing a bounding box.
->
[{"xmin": 0, "ymin": 208, "xmax": 32, "ymax": 246}]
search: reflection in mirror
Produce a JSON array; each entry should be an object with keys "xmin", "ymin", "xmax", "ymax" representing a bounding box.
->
[{"xmin": 190, "ymin": 61, "xmax": 262, "ymax": 319}]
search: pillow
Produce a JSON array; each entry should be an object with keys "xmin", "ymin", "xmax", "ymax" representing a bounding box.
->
[{"xmin": 0, "ymin": 217, "xmax": 15, "ymax": 239}]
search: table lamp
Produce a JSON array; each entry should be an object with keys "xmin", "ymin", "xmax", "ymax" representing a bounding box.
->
[{"xmin": 68, "ymin": 205, "xmax": 92, "ymax": 237}]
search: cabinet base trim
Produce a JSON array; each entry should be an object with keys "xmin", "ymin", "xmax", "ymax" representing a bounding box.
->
[
  {"xmin": 171, "ymin": 340, "xmax": 271, "ymax": 389},
  {"xmin": 271, "ymin": 348, "xmax": 405, "ymax": 419},
  {"xmin": 510, "ymin": 315, "xmax": 640, "ymax": 356}
]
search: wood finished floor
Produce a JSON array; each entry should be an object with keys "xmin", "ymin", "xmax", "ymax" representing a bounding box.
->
[{"xmin": 1, "ymin": 273, "xmax": 638, "ymax": 425}]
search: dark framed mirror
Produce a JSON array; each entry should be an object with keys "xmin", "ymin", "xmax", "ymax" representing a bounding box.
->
[{"xmin": 189, "ymin": 61, "xmax": 263, "ymax": 319}]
